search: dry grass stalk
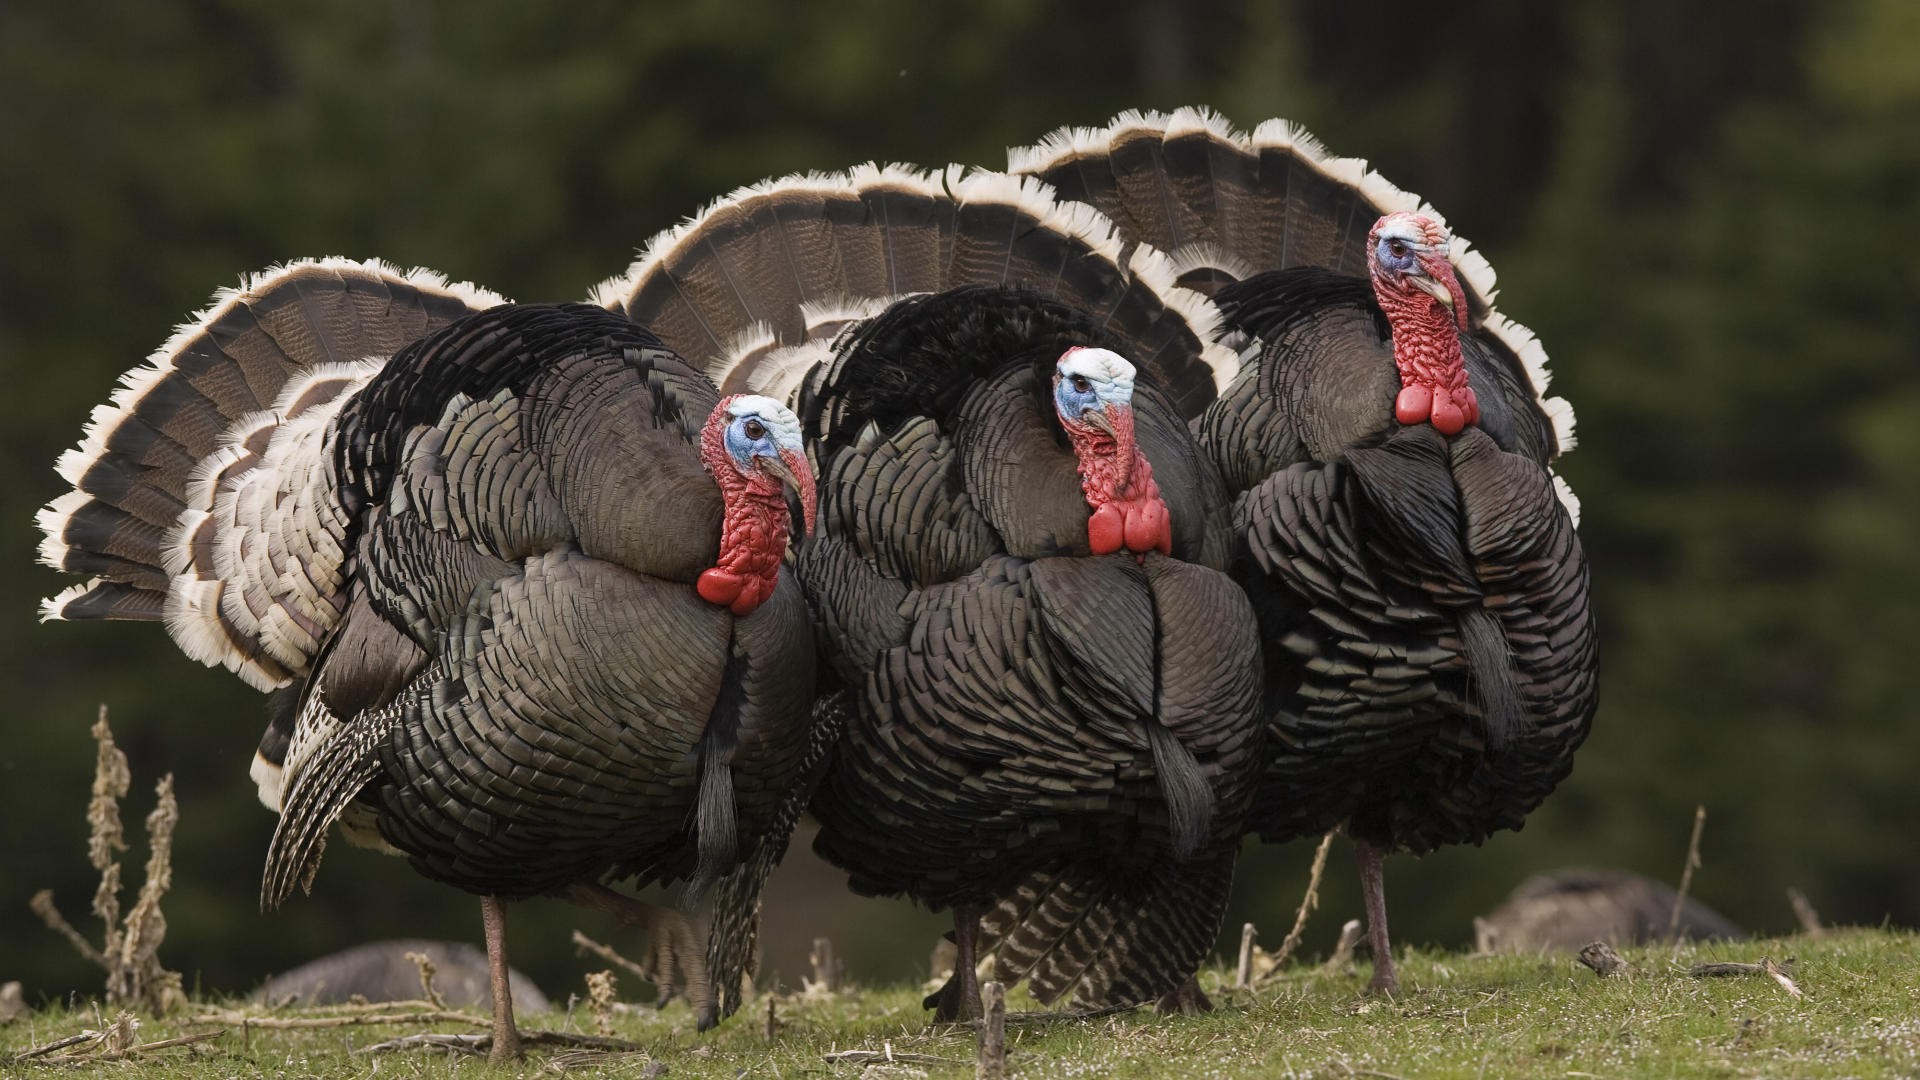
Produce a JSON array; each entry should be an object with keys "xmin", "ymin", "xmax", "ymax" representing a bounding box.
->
[
  {"xmin": 571, "ymin": 930, "xmax": 654, "ymax": 985},
  {"xmin": 191, "ymin": 1004, "xmax": 486, "ymax": 1030},
  {"xmin": 32, "ymin": 707, "xmax": 184, "ymax": 1015},
  {"xmin": 1235, "ymin": 923, "xmax": 1258, "ymax": 989},
  {"xmin": 810, "ymin": 936, "xmax": 843, "ymax": 993},
  {"xmin": 977, "ymin": 980, "xmax": 1007, "ymax": 1080},
  {"xmin": 586, "ymin": 970, "xmax": 618, "ymax": 1037},
  {"xmin": 0, "ymin": 981, "xmax": 25, "ymax": 1025},
  {"xmin": 1268, "ymin": 830, "xmax": 1336, "ymax": 979},
  {"xmin": 1667, "ymin": 805, "xmax": 1707, "ymax": 946},
  {"xmin": 1321, "ymin": 919, "xmax": 1364, "ymax": 975},
  {"xmin": 1688, "ymin": 957, "xmax": 1802, "ymax": 998},
  {"xmin": 1787, "ymin": 888, "xmax": 1827, "ymax": 938},
  {"xmin": 7, "ymin": 1009, "xmax": 226, "ymax": 1066},
  {"xmin": 404, "ymin": 950, "xmax": 447, "ymax": 1009}
]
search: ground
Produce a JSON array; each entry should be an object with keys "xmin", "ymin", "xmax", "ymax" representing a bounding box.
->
[{"xmin": 4, "ymin": 928, "xmax": 1916, "ymax": 1077}]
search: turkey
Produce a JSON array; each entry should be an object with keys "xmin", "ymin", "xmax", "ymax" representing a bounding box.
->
[
  {"xmin": 36, "ymin": 260, "xmax": 825, "ymax": 1059},
  {"xmin": 1010, "ymin": 108, "xmax": 1598, "ymax": 994},
  {"xmin": 594, "ymin": 165, "xmax": 1266, "ymax": 1018}
]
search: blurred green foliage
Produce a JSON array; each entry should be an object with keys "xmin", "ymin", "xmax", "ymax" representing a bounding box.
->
[{"xmin": 1, "ymin": 0, "xmax": 1911, "ymax": 1005}]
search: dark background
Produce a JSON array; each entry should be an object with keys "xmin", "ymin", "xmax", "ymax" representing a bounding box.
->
[{"xmin": 3, "ymin": 0, "xmax": 1914, "ymax": 1004}]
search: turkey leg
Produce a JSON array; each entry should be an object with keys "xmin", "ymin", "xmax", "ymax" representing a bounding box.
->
[
  {"xmin": 928, "ymin": 902, "xmax": 984, "ymax": 1022},
  {"xmin": 482, "ymin": 895, "xmax": 523, "ymax": 1062},
  {"xmin": 565, "ymin": 881, "xmax": 715, "ymax": 1028},
  {"xmin": 1355, "ymin": 838, "xmax": 1398, "ymax": 995}
]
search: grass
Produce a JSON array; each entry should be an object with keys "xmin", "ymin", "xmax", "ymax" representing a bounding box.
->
[{"xmin": 5, "ymin": 927, "xmax": 1916, "ymax": 1077}]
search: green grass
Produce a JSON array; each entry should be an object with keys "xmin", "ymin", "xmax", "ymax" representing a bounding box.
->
[{"xmin": 6, "ymin": 928, "xmax": 1917, "ymax": 1077}]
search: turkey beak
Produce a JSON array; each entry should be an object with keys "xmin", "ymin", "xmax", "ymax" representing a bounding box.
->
[
  {"xmin": 1081, "ymin": 405, "xmax": 1117, "ymax": 439},
  {"xmin": 1410, "ymin": 273, "xmax": 1453, "ymax": 310},
  {"xmin": 1412, "ymin": 255, "xmax": 1472, "ymax": 331},
  {"xmin": 759, "ymin": 450, "xmax": 817, "ymax": 542}
]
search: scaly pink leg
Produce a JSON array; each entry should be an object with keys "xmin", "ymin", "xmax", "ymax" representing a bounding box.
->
[
  {"xmin": 482, "ymin": 895, "xmax": 523, "ymax": 1062},
  {"xmin": 1355, "ymin": 839, "xmax": 1399, "ymax": 996}
]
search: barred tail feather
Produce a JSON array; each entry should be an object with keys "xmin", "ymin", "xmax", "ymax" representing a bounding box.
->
[
  {"xmin": 40, "ymin": 258, "xmax": 505, "ymax": 687},
  {"xmin": 260, "ymin": 702, "xmax": 397, "ymax": 909},
  {"xmin": 974, "ymin": 850, "xmax": 1237, "ymax": 1008}
]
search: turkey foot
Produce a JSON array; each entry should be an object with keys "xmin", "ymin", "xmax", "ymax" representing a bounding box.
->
[
  {"xmin": 566, "ymin": 881, "xmax": 716, "ymax": 1028},
  {"xmin": 1155, "ymin": 974, "xmax": 1212, "ymax": 1015},
  {"xmin": 926, "ymin": 903, "xmax": 984, "ymax": 1022},
  {"xmin": 1354, "ymin": 839, "xmax": 1399, "ymax": 996}
]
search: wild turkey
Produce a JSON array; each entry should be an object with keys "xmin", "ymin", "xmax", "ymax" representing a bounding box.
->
[
  {"xmin": 36, "ymin": 261, "xmax": 824, "ymax": 1059},
  {"xmin": 1010, "ymin": 109, "xmax": 1598, "ymax": 993},
  {"xmin": 594, "ymin": 165, "xmax": 1266, "ymax": 1018}
]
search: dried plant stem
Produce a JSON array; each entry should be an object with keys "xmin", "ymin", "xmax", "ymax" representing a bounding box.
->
[
  {"xmin": 1668, "ymin": 805, "xmax": 1707, "ymax": 945},
  {"xmin": 1787, "ymin": 888, "xmax": 1827, "ymax": 938},
  {"xmin": 191, "ymin": 1006, "xmax": 487, "ymax": 1030},
  {"xmin": 36, "ymin": 707, "xmax": 183, "ymax": 1014},
  {"xmin": 29, "ymin": 890, "xmax": 106, "ymax": 967},
  {"xmin": 1270, "ymin": 830, "xmax": 1336, "ymax": 976},
  {"xmin": 977, "ymin": 980, "xmax": 1007, "ymax": 1080},
  {"xmin": 571, "ymin": 930, "xmax": 655, "ymax": 984}
]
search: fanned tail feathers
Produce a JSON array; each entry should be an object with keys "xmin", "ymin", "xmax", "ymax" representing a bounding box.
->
[
  {"xmin": 38, "ymin": 258, "xmax": 504, "ymax": 689},
  {"xmin": 1008, "ymin": 106, "xmax": 1577, "ymax": 462},
  {"xmin": 591, "ymin": 163, "xmax": 1238, "ymax": 417}
]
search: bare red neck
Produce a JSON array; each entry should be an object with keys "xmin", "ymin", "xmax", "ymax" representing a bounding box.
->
[
  {"xmin": 1062, "ymin": 405, "xmax": 1173, "ymax": 557},
  {"xmin": 696, "ymin": 421, "xmax": 792, "ymax": 617},
  {"xmin": 1373, "ymin": 274, "xmax": 1480, "ymax": 436}
]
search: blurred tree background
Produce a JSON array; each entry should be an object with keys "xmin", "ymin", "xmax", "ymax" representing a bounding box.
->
[{"xmin": 2, "ymin": 0, "xmax": 1913, "ymax": 1004}]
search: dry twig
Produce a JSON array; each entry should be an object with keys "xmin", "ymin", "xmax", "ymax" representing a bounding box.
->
[
  {"xmin": 1668, "ymin": 805, "xmax": 1707, "ymax": 945},
  {"xmin": 571, "ymin": 930, "xmax": 656, "ymax": 986},
  {"xmin": 1271, "ymin": 830, "xmax": 1336, "ymax": 975},
  {"xmin": 404, "ymin": 950, "xmax": 447, "ymax": 1009},
  {"xmin": 1787, "ymin": 888, "xmax": 1827, "ymax": 938},
  {"xmin": 1688, "ymin": 957, "xmax": 1802, "ymax": 998},
  {"xmin": 1322, "ymin": 919, "xmax": 1364, "ymax": 975},
  {"xmin": 1235, "ymin": 923, "xmax": 1258, "ymax": 989},
  {"xmin": 977, "ymin": 980, "xmax": 1007, "ymax": 1080}
]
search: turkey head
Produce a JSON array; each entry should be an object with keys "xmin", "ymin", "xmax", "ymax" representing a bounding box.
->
[
  {"xmin": 1368, "ymin": 212, "xmax": 1481, "ymax": 435},
  {"xmin": 697, "ymin": 393, "xmax": 815, "ymax": 615},
  {"xmin": 1051, "ymin": 347, "xmax": 1173, "ymax": 557}
]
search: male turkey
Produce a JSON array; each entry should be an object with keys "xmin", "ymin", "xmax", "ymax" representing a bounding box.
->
[
  {"xmin": 1010, "ymin": 109, "xmax": 1598, "ymax": 993},
  {"xmin": 595, "ymin": 165, "xmax": 1266, "ymax": 1018},
  {"xmin": 36, "ymin": 261, "xmax": 826, "ymax": 1058}
]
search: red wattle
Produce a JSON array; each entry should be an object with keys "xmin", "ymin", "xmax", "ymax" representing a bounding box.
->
[
  {"xmin": 697, "ymin": 569, "xmax": 744, "ymax": 607},
  {"xmin": 729, "ymin": 576, "xmax": 772, "ymax": 616},
  {"xmin": 1395, "ymin": 384, "xmax": 1433, "ymax": 426},
  {"xmin": 1125, "ymin": 501, "xmax": 1172, "ymax": 556},
  {"xmin": 1430, "ymin": 387, "xmax": 1466, "ymax": 435},
  {"xmin": 1088, "ymin": 504, "xmax": 1125, "ymax": 556}
]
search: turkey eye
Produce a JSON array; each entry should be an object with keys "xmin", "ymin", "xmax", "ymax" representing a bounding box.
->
[
  {"xmin": 1387, "ymin": 239, "xmax": 1408, "ymax": 259},
  {"xmin": 1071, "ymin": 375, "xmax": 1092, "ymax": 394},
  {"xmin": 743, "ymin": 418, "xmax": 766, "ymax": 441}
]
